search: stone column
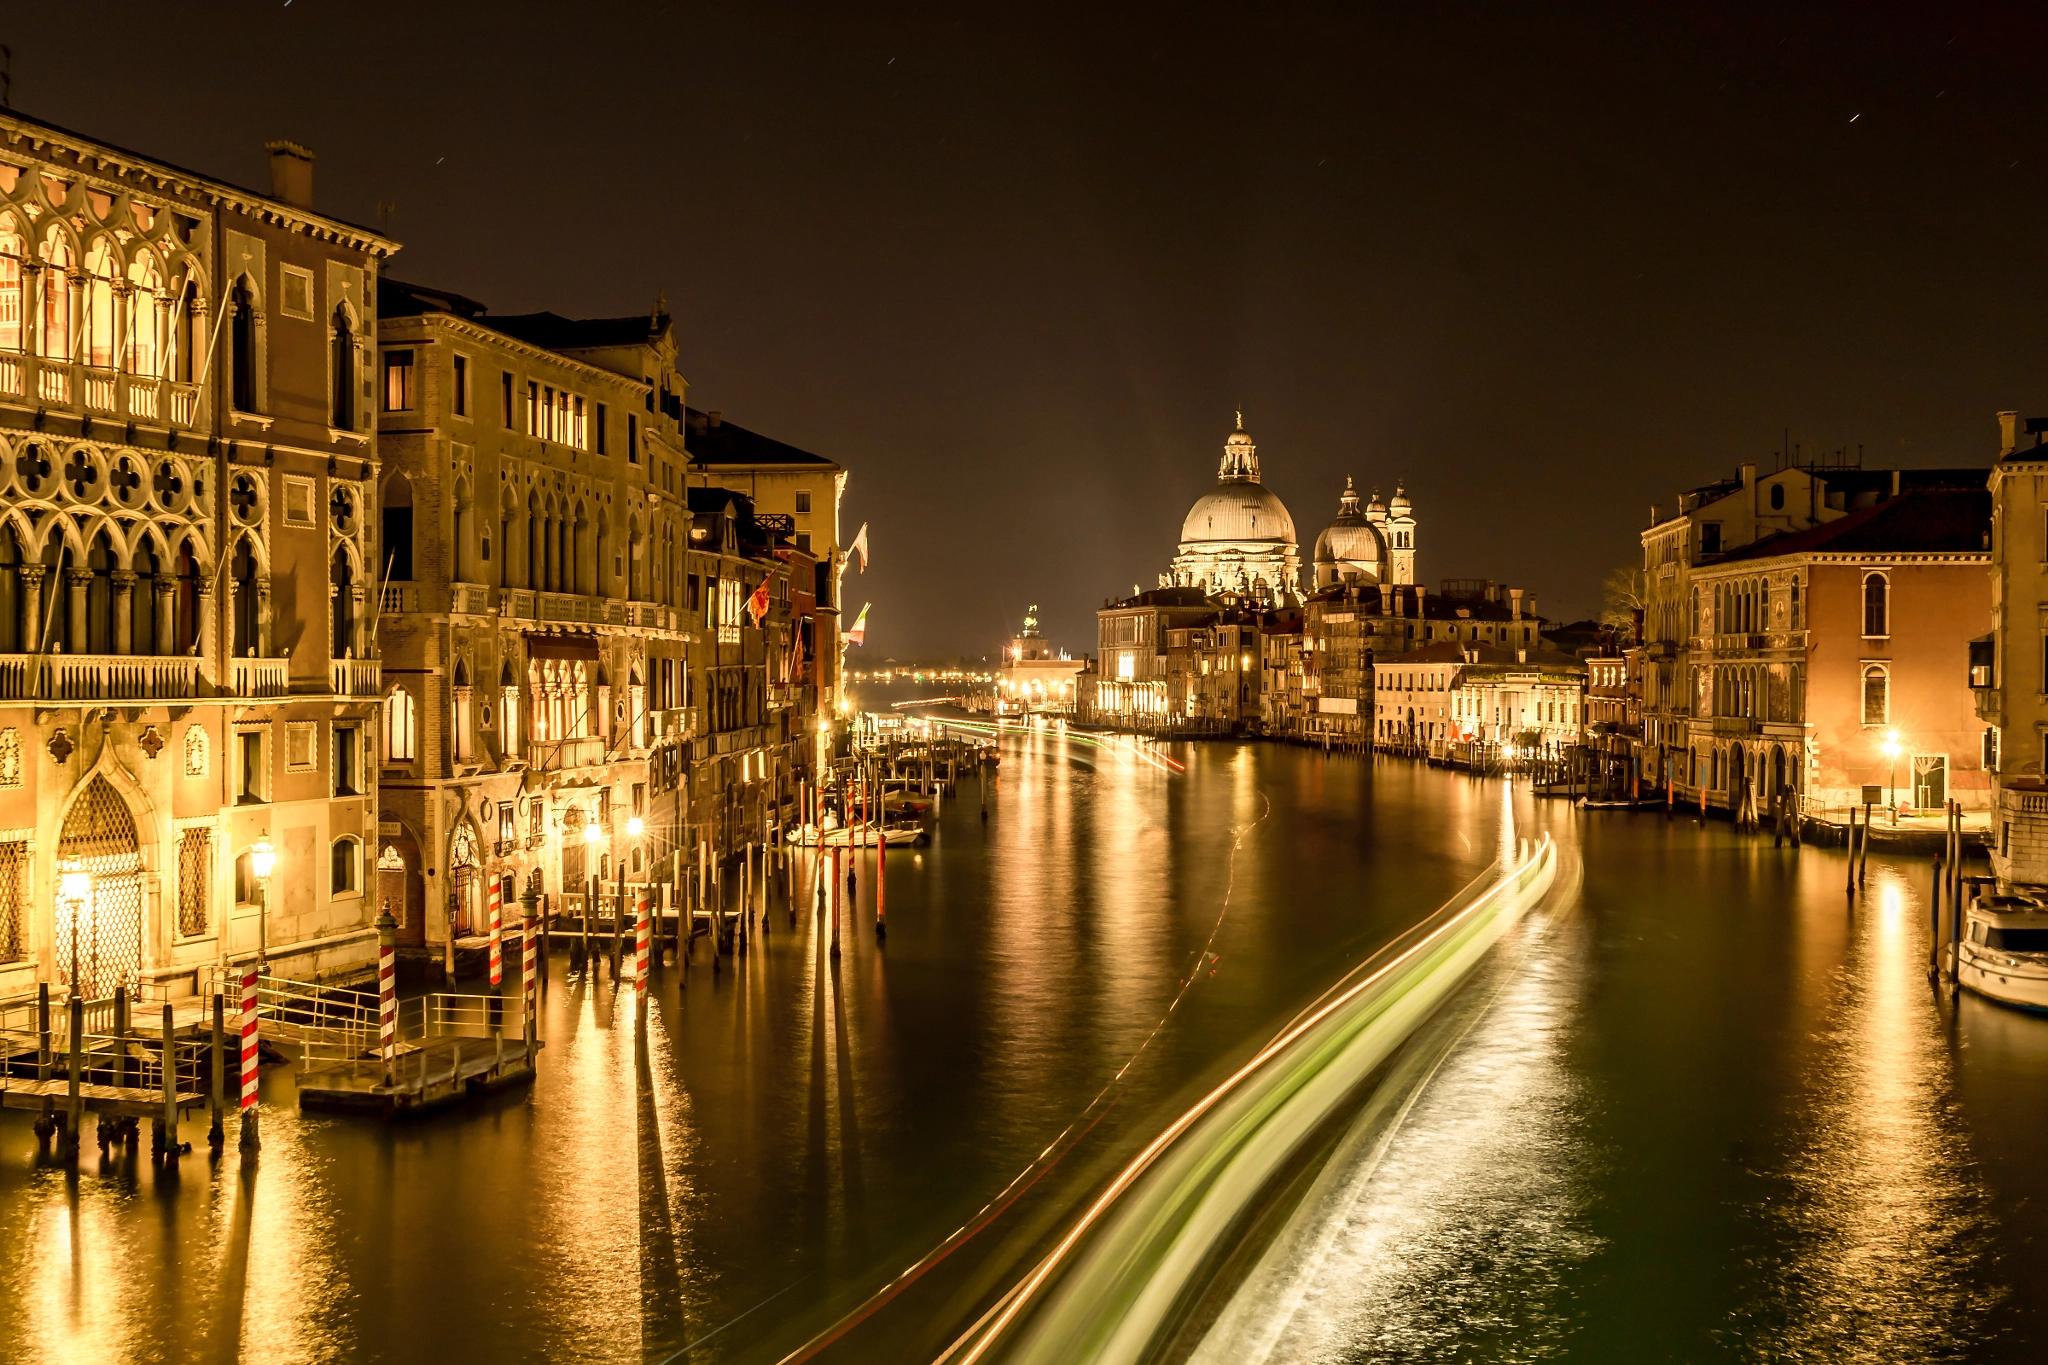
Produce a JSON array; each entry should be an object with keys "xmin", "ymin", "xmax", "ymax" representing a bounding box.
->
[
  {"xmin": 66, "ymin": 568, "xmax": 91, "ymax": 652},
  {"xmin": 154, "ymin": 575, "xmax": 176, "ymax": 654},
  {"xmin": 110, "ymin": 571, "xmax": 136, "ymax": 655},
  {"xmin": 19, "ymin": 565, "xmax": 44, "ymax": 651},
  {"xmin": 195, "ymin": 581, "xmax": 216, "ymax": 676},
  {"xmin": 351, "ymin": 584, "xmax": 367, "ymax": 658},
  {"xmin": 256, "ymin": 576, "xmax": 273, "ymax": 657}
]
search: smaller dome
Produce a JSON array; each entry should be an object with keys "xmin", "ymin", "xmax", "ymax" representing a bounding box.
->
[
  {"xmin": 1388, "ymin": 481, "xmax": 1412, "ymax": 514},
  {"xmin": 1365, "ymin": 488, "xmax": 1387, "ymax": 517},
  {"xmin": 1314, "ymin": 477, "xmax": 1387, "ymax": 569}
]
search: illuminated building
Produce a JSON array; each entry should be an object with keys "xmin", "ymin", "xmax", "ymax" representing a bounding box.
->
[
  {"xmin": 0, "ymin": 114, "xmax": 397, "ymax": 1000},
  {"xmin": 996, "ymin": 606, "xmax": 1084, "ymax": 713}
]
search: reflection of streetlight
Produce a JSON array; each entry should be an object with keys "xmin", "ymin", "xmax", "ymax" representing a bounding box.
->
[
  {"xmin": 1882, "ymin": 729, "xmax": 1902, "ymax": 824},
  {"xmin": 58, "ymin": 858, "xmax": 90, "ymax": 999}
]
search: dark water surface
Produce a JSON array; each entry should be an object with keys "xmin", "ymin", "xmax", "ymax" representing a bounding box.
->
[{"xmin": 2, "ymin": 726, "xmax": 2044, "ymax": 1363}]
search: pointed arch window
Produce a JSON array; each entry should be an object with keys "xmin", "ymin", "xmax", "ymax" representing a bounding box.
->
[
  {"xmin": 39, "ymin": 234, "xmax": 74, "ymax": 361},
  {"xmin": 383, "ymin": 688, "xmax": 417, "ymax": 762},
  {"xmin": 333, "ymin": 306, "xmax": 357, "ymax": 428},
  {"xmin": 0, "ymin": 220, "xmax": 23, "ymax": 353},
  {"xmin": 230, "ymin": 277, "xmax": 258, "ymax": 412}
]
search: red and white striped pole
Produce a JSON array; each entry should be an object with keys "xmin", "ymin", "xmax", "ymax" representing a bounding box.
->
[
  {"xmin": 635, "ymin": 894, "xmax": 651, "ymax": 1026},
  {"xmin": 521, "ymin": 884, "xmax": 539, "ymax": 1051},
  {"xmin": 376, "ymin": 904, "xmax": 397, "ymax": 1084},
  {"xmin": 488, "ymin": 876, "xmax": 503, "ymax": 987},
  {"xmin": 238, "ymin": 966, "xmax": 260, "ymax": 1152}
]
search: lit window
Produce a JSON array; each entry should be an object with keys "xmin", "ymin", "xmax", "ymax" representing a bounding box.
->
[
  {"xmin": 382, "ymin": 350, "xmax": 415, "ymax": 411},
  {"xmin": 384, "ymin": 688, "xmax": 417, "ymax": 761}
]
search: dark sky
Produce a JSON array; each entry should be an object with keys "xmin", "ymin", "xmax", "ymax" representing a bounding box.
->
[{"xmin": 12, "ymin": 4, "xmax": 2048, "ymax": 658}]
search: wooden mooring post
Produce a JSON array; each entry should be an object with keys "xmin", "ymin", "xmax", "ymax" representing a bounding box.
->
[
  {"xmin": 65, "ymin": 996, "xmax": 83, "ymax": 1158},
  {"xmin": 209, "ymin": 991, "xmax": 226, "ymax": 1151}
]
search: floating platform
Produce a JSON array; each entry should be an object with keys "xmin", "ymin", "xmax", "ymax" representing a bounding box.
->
[
  {"xmin": 0, "ymin": 1076, "xmax": 205, "ymax": 1119},
  {"xmin": 297, "ymin": 1035, "xmax": 542, "ymax": 1117}
]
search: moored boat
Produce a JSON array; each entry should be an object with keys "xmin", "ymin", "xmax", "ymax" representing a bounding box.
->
[
  {"xmin": 1957, "ymin": 897, "xmax": 2048, "ymax": 1011},
  {"xmin": 785, "ymin": 822, "xmax": 928, "ymax": 848}
]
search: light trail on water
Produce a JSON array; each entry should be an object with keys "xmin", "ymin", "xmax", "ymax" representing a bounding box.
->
[{"xmin": 935, "ymin": 811, "xmax": 1561, "ymax": 1363}]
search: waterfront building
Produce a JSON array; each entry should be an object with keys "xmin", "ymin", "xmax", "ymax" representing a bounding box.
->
[
  {"xmin": 1976, "ymin": 412, "xmax": 2048, "ymax": 885},
  {"xmin": 1090, "ymin": 587, "xmax": 1217, "ymax": 726},
  {"xmin": 0, "ymin": 115, "xmax": 399, "ymax": 1003},
  {"xmin": 684, "ymin": 404, "xmax": 846, "ymax": 744},
  {"xmin": 997, "ymin": 606, "xmax": 1085, "ymax": 713},
  {"xmin": 1636, "ymin": 456, "xmax": 1984, "ymax": 800},
  {"xmin": 1164, "ymin": 607, "xmax": 1264, "ymax": 728},
  {"xmin": 1684, "ymin": 485, "xmax": 1990, "ymax": 818},
  {"xmin": 374, "ymin": 279, "xmax": 822, "ymax": 973},
  {"xmin": 1431, "ymin": 644, "xmax": 1587, "ymax": 750}
]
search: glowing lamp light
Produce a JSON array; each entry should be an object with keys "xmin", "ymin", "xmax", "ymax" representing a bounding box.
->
[
  {"xmin": 627, "ymin": 815, "xmax": 645, "ymax": 838},
  {"xmin": 250, "ymin": 840, "xmax": 277, "ymax": 880},
  {"xmin": 58, "ymin": 858, "xmax": 91, "ymax": 905},
  {"xmin": 583, "ymin": 821, "xmax": 601, "ymax": 845}
]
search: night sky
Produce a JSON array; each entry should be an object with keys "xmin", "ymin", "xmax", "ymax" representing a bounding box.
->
[{"xmin": 11, "ymin": 4, "xmax": 2048, "ymax": 659}]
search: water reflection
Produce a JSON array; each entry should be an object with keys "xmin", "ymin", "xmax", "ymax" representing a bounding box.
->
[
  {"xmin": 1739, "ymin": 863, "xmax": 2001, "ymax": 1359},
  {"xmin": 0, "ymin": 753, "xmax": 2043, "ymax": 1363}
]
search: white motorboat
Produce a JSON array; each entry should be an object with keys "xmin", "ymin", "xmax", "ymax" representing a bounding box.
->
[
  {"xmin": 1957, "ymin": 897, "xmax": 2048, "ymax": 1011},
  {"xmin": 785, "ymin": 821, "xmax": 927, "ymax": 848}
]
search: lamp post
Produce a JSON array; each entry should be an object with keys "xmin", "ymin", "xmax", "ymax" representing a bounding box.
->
[
  {"xmin": 1883, "ymin": 731, "xmax": 1903, "ymax": 825},
  {"xmin": 58, "ymin": 859, "xmax": 91, "ymax": 1001}
]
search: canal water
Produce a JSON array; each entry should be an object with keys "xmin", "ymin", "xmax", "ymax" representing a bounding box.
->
[{"xmin": 2, "ymin": 722, "xmax": 2045, "ymax": 1362}]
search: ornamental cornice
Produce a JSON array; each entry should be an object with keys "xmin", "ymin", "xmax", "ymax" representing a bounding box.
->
[
  {"xmin": 0, "ymin": 114, "xmax": 399, "ymax": 259},
  {"xmin": 396, "ymin": 312, "xmax": 653, "ymax": 394}
]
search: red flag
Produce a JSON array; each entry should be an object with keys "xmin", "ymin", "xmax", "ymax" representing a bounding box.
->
[{"xmin": 745, "ymin": 576, "xmax": 771, "ymax": 625}]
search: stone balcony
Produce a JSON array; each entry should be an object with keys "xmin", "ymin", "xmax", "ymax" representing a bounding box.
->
[
  {"xmin": 0, "ymin": 353, "xmax": 201, "ymax": 430},
  {"xmin": 529, "ymin": 735, "xmax": 606, "ymax": 771},
  {"xmin": 329, "ymin": 658, "xmax": 383, "ymax": 698},
  {"xmin": 0, "ymin": 654, "xmax": 203, "ymax": 702}
]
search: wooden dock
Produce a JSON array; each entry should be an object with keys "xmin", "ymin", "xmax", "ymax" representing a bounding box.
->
[
  {"xmin": 297, "ymin": 1035, "xmax": 542, "ymax": 1116},
  {"xmin": 0, "ymin": 1076, "xmax": 205, "ymax": 1119}
]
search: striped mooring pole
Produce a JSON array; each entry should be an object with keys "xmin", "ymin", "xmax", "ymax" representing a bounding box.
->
[
  {"xmin": 488, "ymin": 876, "xmax": 504, "ymax": 987},
  {"xmin": 521, "ymin": 884, "xmax": 539, "ymax": 1050},
  {"xmin": 635, "ymin": 895, "xmax": 651, "ymax": 1025},
  {"xmin": 376, "ymin": 903, "xmax": 398, "ymax": 1084},
  {"xmin": 238, "ymin": 966, "xmax": 260, "ymax": 1153}
]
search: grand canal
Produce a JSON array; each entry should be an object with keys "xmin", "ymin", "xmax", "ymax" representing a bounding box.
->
[{"xmin": 3, "ymin": 721, "xmax": 2047, "ymax": 1362}]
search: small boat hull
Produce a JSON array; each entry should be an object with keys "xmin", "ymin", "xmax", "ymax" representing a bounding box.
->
[
  {"xmin": 1957, "ymin": 943, "xmax": 2048, "ymax": 1011},
  {"xmin": 786, "ymin": 824, "xmax": 927, "ymax": 848}
]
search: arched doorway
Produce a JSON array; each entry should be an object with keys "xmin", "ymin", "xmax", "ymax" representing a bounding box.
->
[
  {"xmin": 56, "ymin": 775, "xmax": 144, "ymax": 999},
  {"xmin": 449, "ymin": 822, "xmax": 479, "ymax": 936},
  {"xmin": 378, "ymin": 829, "xmax": 424, "ymax": 948},
  {"xmin": 1729, "ymin": 744, "xmax": 1747, "ymax": 810}
]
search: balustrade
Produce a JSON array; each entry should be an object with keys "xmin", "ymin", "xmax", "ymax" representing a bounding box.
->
[
  {"xmin": 230, "ymin": 656, "xmax": 290, "ymax": 698},
  {"xmin": 0, "ymin": 653, "xmax": 202, "ymax": 702},
  {"xmin": 329, "ymin": 657, "xmax": 383, "ymax": 697}
]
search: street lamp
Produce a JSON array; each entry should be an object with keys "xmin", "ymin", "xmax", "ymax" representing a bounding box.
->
[
  {"xmin": 58, "ymin": 858, "xmax": 90, "ymax": 999},
  {"xmin": 1882, "ymin": 730, "xmax": 1902, "ymax": 825},
  {"xmin": 250, "ymin": 839, "xmax": 276, "ymax": 964}
]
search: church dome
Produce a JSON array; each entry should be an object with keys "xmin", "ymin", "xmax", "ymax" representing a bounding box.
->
[
  {"xmin": 1181, "ymin": 481, "xmax": 1296, "ymax": 544},
  {"xmin": 1388, "ymin": 482, "xmax": 1412, "ymax": 515},
  {"xmin": 1313, "ymin": 477, "xmax": 1386, "ymax": 566}
]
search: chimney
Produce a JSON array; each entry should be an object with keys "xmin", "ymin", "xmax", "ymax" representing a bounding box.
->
[
  {"xmin": 1509, "ymin": 587, "xmax": 1524, "ymax": 620},
  {"xmin": 1999, "ymin": 410, "xmax": 2021, "ymax": 457},
  {"xmin": 708, "ymin": 410, "xmax": 723, "ymax": 429},
  {"xmin": 1740, "ymin": 461, "xmax": 1755, "ymax": 490},
  {"xmin": 1891, "ymin": 469, "xmax": 1901, "ymax": 497},
  {"xmin": 264, "ymin": 140, "xmax": 315, "ymax": 209}
]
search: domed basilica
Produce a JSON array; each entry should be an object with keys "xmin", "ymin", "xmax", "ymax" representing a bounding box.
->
[{"xmin": 1161, "ymin": 417, "xmax": 1417, "ymax": 605}]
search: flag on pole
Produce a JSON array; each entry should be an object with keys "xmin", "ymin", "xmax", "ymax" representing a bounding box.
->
[
  {"xmin": 847, "ymin": 523, "xmax": 870, "ymax": 573},
  {"xmin": 745, "ymin": 575, "xmax": 771, "ymax": 625},
  {"xmin": 847, "ymin": 602, "xmax": 870, "ymax": 647}
]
